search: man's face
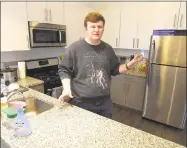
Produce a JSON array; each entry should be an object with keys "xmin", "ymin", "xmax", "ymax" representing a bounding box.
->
[{"xmin": 85, "ymin": 21, "xmax": 104, "ymax": 41}]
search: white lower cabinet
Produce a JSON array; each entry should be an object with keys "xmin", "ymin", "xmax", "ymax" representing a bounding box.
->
[
  {"xmin": 124, "ymin": 75, "xmax": 146, "ymax": 111},
  {"xmin": 111, "ymin": 74, "xmax": 146, "ymax": 111},
  {"xmin": 111, "ymin": 75, "xmax": 126, "ymax": 106}
]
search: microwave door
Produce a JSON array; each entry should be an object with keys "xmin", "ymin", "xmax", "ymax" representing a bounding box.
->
[{"xmin": 30, "ymin": 28, "xmax": 60, "ymax": 47}]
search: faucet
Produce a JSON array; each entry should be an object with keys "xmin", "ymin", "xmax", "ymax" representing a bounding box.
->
[{"xmin": 6, "ymin": 90, "xmax": 25, "ymax": 102}]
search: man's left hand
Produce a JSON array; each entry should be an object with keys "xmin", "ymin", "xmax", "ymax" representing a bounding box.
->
[{"xmin": 127, "ymin": 53, "xmax": 143, "ymax": 69}]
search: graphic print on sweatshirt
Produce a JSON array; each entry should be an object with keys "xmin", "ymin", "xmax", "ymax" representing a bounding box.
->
[{"xmin": 84, "ymin": 51, "xmax": 109, "ymax": 90}]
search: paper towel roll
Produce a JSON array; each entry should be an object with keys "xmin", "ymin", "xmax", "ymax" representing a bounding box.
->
[{"xmin": 18, "ymin": 62, "xmax": 26, "ymax": 79}]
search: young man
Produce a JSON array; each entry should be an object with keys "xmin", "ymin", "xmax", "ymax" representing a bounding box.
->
[{"xmin": 58, "ymin": 12, "xmax": 143, "ymax": 118}]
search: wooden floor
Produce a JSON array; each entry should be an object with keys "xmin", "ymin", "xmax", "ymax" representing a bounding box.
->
[{"xmin": 112, "ymin": 104, "xmax": 186, "ymax": 147}]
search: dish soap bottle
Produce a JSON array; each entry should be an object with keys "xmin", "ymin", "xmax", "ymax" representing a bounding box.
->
[{"xmin": 13, "ymin": 107, "xmax": 32, "ymax": 137}]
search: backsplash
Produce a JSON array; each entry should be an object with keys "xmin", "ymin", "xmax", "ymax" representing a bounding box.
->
[
  {"xmin": 1, "ymin": 47, "xmax": 149, "ymax": 66},
  {"xmin": 114, "ymin": 48, "xmax": 149, "ymax": 58},
  {"xmin": 1, "ymin": 47, "xmax": 66, "ymax": 64}
]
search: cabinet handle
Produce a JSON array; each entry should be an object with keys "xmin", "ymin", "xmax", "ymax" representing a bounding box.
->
[
  {"xmin": 116, "ymin": 38, "xmax": 118, "ymax": 47},
  {"xmin": 136, "ymin": 38, "xmax": 139, "ymax": 48},
  {"xmin": 179, "ymin": 14, "xmax": 183, "ymax": 27},
  {"xmin": 27, "ymin": 35, "xmax": 30, "ymax": 48},
  {"xmin": 49, "ymin": 9, "xmax": 52, "ymax": 22},
  {"xmin": 133, "ymin": 38, "xmax": 135, "ymax": 48},
  {"xmin": 44, "ymin": 8, "xmax": 48, "ymax": 22},
  {"xmin": 173, "ymin": 14, "xmax": 177, "ymax": 28}
]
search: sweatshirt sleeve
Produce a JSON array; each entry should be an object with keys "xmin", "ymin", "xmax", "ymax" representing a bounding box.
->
[
  {"xmin": 58, "ymin": 47, "xmax": 74, "ymax": 80},
  {"xmin": 110, "ymin": 48, "xmax": 120, "ymax": 76}
]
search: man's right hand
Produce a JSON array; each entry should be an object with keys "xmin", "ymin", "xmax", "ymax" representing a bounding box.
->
[
  {"xmin": 59, "ymin": 78, "xmax": 73, "ymax": 103},
  {"xmin": 58, "ymin": 90, "xmax": 73, "ymax": 103}
]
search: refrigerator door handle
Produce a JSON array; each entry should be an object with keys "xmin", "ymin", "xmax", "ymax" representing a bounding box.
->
[
  {"xmin": 148, "ymin": 64, "xmax": 152, "ymax": 85},
  {"xmin": 148, "ymin": 38, "xmax": 155, "ymax": 85}
]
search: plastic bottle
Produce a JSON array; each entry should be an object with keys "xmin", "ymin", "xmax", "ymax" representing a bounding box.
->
[
  {"xmin": 141, "ymin": 49, "xmax": 145, "ymax": 57},
  {"xmin": 136, "ymin": 49, "xmax": 146, "ymax": 72},
  {"xmin": 13, "ymin": 107, "xmax": 32, "ymax": 137}
]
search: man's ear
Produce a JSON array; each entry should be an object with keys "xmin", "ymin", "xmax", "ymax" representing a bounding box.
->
[{"xmin": 84, "ymin": 27, "xmax": 87, "ymax": 31}]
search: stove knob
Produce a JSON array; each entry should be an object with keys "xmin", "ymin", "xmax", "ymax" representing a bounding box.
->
[{"xmin": 5, "ymin": 80, "xmax": 10, "ymax": 86}]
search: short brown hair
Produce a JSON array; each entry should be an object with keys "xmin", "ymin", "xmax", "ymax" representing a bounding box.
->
[{"xmin": 84, "ymin": 12, "xmax": 105, "ymax": 28}]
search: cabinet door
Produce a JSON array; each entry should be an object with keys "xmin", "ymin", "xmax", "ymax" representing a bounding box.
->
[
  {"xmin": 136, "ymin": 2, "xmax": 157, "ymax": 50},
  {"xmin": 98, "ymin": 3, "xmax": 121, "ymax": 48},
  {"xmin": 178, "ymin": 2, "xmax": 186, "ymax": 29},
  {"xmin": 47, "ymin": 2, "xmax": 64, "ymax": 24},
  {"xmin": 119, "ymin": 3, "xmax": 138, "ymax": 49},
  {"xmin": 1, "ymin": 2, "xmax": 29, "ymax": 51},
  {"xmin": 64, "ymin": 2, "xmax": 93, "ymax": 47},
  {"xmin": 125, "ymin": 76, "xmax": 146, "ymax": 111},
  {"xmin": 153, "ymin": 2, "xmax": 181, "ymax": 29},
  {"xmin": 27, "ymin": 2, "xmax": 48, "ymax": 23},
  {"xmin": 110, "ymin": 75, "xmax": 126, "ymax": 106}
]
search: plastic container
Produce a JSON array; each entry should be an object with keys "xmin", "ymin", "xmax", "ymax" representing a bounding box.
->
[
  {"xmin": 9, "ymin": 101, "xmax": 27, "ymax": 108},
  {"xmin": 2, "ymin": 106, "xmax": 26, "ymax": 129},
  {"xmin": 2, "ymin": 106, "xmax": 18, "ymax": 129},
  {"xmin": 1, "ymin": 96, "xmax": 8, "ymax": 118},
  {"xmin": 13, "ymin": 107, "xmax": 32, "ymax": 137}
]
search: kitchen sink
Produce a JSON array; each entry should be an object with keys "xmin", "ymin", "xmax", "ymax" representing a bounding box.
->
[{"xmin": 10, "ymin": 98, "xmax": 54, "ymax": 116}]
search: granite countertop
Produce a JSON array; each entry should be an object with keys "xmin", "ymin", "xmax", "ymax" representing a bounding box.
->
[
  {"xmin": 17, "ymin": 76, "xmax": 44, "ymax": 87},
  {"xmin": 1, "ymin": 89, "xmax": 185, "ymax": 148}
]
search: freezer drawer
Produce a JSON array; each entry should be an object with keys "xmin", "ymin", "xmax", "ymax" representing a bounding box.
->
[
  {"xmin": 142, "ymin": 64, "xmax": 186, "ymax": 129},
  {"xmin": 150, "ymin": 35, "xmax": 186, "ymax": 67}
]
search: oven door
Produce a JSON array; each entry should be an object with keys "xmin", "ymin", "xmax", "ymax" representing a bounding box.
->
[{"xmin": 29, "ymin": 28, "xmax": 65, "ymax": 47}]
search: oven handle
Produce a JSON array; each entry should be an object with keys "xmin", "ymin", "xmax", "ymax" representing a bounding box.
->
[{"xmin": 47, "ymin": 89, "xmax": 53, "ymax": 96}]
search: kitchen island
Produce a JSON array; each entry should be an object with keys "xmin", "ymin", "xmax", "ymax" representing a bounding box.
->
[{"xmin": 1, "ymin": 89, "xmax": 185, "ymax": 148}]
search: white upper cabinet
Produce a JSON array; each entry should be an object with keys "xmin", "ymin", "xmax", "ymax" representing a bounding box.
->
[
  {"xmin": 98, "ymin": 3, "xmax": 121, "ymax": 48},
  {"xmin": 46, "ymin": 2, "xmax": 64, "ymax": 24},
  {"xmin": 1, "ymin": 2, "xmax": 29, "ymax": 51},
  {"xmin": 26, "ymin": 2, "xmax": 48, "ymax": 23},
  {"xmin": 178, "ymin": 2, "xmax": 186, "ymax": 29},
  {"xmin": 153, "ymin": 2, "xmax": 181, "ymax": 29},
  {"xmin": 119, "ymin": 3, "xmax": 138, "ymax": 49},
  {"xmin": 136, "ymin": 3, "xmax": 157, "ymax": 50},
  {"xmin": 27, "ymin": 2, "xmax": 64, "ymax": 24},
  {"xmin": 64, "ymin": 2, "xmax": 93, "ymax": 47}
]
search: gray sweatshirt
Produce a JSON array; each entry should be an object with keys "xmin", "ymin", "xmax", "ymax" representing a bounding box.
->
[{"xmin": 58, "ymin": 39, "xmax": 120, "ymax": 100}]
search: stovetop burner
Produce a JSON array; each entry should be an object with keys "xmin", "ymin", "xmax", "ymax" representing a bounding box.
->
[{"xmin": 33, "ymin": 72, "xmax": 60, "ymax": 83}]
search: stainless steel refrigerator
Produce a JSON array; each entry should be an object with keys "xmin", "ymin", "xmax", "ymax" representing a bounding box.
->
[{"xmin": 142, "ymin": 30, "xmax": 186, "ymax": 129}]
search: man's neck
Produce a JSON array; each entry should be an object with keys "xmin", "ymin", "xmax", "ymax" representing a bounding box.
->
[{"xmin": 85, "ymin": 37, "xmax": 101, "ymax": 45}]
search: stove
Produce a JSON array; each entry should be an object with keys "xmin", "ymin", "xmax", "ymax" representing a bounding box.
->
[{"xmin": 25, "ymin": 57, "xmax": 62, "ymax": 94}]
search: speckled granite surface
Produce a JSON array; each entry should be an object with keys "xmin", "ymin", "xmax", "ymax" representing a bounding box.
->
[
  {"xmin": 17, "ymin": 77, "xmax": 44, "ymax": 87},
  {"xmin": 1, "ymin": 89, "xmax": 185, "ymax": 148}
]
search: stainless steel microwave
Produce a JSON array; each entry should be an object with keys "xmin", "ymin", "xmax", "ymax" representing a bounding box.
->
[{"xmin": 28, "ymin": 21, "xmax": 66, "ymax": 48}]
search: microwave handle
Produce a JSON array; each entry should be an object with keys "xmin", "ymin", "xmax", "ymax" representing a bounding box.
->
[{"xmin": 59, "ymin": 31, "xmax": 61, "ymax": 43}]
